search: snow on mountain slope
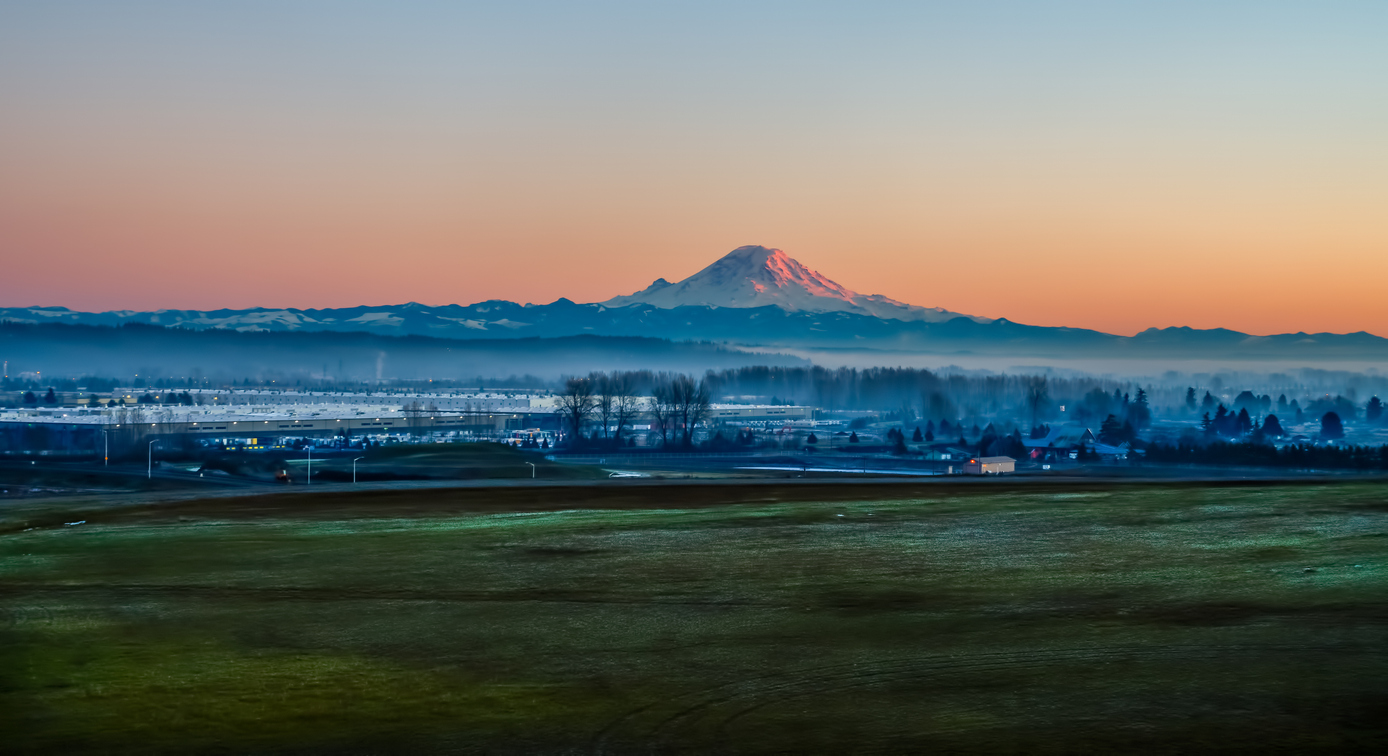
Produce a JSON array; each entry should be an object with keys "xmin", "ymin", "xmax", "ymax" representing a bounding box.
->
[{"xmin": 600, "ymin": 245, "xmax": 989, "ymax": 323}]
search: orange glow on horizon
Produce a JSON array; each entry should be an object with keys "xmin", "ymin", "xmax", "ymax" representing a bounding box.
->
[
  {"xmin": 2, "ymin": 161, "xmax": 1383, "ymax": 337},
  {"xmin": 2, "ymin": 3, "xmax": 1384, "ymax": 338}
]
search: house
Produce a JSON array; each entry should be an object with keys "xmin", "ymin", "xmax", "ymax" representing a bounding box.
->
[
  {"xmin": 1090, "ymin": 441, "xmax": 1130, "ymax": 461},
  {"xmin": 964, "ymin": 456, "xmax": 1015, "ymax": 474},
  {"xmin": 921, "ymin": 444, "xmax": 971, "ymax": 461},
  {"xmin": 1023, "ymin": 425, "xmax": 1096, "ymax": 461}
]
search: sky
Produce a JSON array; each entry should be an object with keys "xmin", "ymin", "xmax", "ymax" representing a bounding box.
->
[{"xmin": 1, "ymin": 1, "xmax": 1385, "ymax": 336}]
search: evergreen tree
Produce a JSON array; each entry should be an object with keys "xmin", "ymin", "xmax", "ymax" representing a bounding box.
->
[
  {"xmin": 43, "ymin": 388, "xmax": 56, "ymax": 404},
  {"xmin": 22, "ymin": 391, "xmax": 36, "ymax": 405},
  {"xmin": 1126, "ymin": 388, "xmax": 1151, "ymax": 430},
  {"xmin": 1201, "ymin": 391, "xmax": 1216, "ymax": 412},
  {"xmin": 848, "ymin": 431, "xmax": 859, "ymax": 443},
  {"xmin": 1262, "ymin": 414, "xmax": 1285, "ymax": 437},
  {"xmin": 1233, "ymin": 390, "xmax": 1259, "ymax": 414},
  {"xmin": 1213, "ymin": 404, "xmax": 1230, "ymax": 436},
  {"xmin": 1099, "ymin": 414, "xmax": 1125, "ymax": 445},
  {"xmin": 1320, "ymin": 412, "xmax": 1345, "ymax": 440},
  {"xmin": 1185, "ymin": 387, "xmax": 1197, "ymax": 410},
  {"xmin": 1367, "ymin": 396, "xmax": 1384, "ymax": 423},
  {"xmin": 1236, "ymin": 407, "xmax": 1253, "ymax": 436},
  {"xmin": 912, "ymin": 426, "xmax": 923, "ymax": 442},
  {"xmin": 924, "ymin": 429, "xmax": 934, "ymax": 442}
]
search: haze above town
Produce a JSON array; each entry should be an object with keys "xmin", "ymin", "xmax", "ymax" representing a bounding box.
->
[{"xmin": 1, "ymin": 2, "xmax": 1385, "ymax": 336}]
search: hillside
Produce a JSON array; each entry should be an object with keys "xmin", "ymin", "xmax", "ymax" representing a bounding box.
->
[{"xmin": 0, "ymin": 323, "xmax": 807, "ymax": 381}]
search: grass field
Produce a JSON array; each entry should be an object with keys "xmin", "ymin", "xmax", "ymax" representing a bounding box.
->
[{"xmin": 3, "ymin": 480, "xmax": 1387, "ymax": 753}]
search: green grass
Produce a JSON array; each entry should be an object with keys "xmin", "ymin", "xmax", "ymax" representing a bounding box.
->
[{"xmin": 3, "ymin": 482, "xmax": 1388, "ymax": 753}]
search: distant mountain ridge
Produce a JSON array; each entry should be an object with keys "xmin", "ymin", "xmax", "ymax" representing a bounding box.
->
[{"xmin": 4, "ymin": 245, "xmax": 1387, "ymax": 360}]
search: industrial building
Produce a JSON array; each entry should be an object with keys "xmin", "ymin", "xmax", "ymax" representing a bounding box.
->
[{"xmin": 0, "ymin": 396, "xmax": 820, "ymax": 456}]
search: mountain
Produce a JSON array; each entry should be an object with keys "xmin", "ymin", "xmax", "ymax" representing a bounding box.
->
[
  {"xmin": 4, "ymin": 244, "xmax": 1387, "ymax": 362},
  {"xmin": 602, "ymin": 245, "xmax": 986, "ymax": 323}
]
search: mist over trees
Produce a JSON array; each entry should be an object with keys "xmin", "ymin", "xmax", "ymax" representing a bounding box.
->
[
  {"xmin": 532, "ymin": 363, "xmax": 1388, "ymax": 460},
  {"xmin": 8, "ymin": 328, "xmax": 1388, "ymax": 468}
]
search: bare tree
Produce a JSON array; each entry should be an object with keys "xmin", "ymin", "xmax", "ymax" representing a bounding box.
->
[
  {"xmin": 157, "ymin": 407, "xmax": 193, "ymax": 455},
  {"xmin": 667, "ymin": 374, "xmax": 712, "ymax": 449},
  {"xmin": 554, "ymin": 376, "xmax": 597, "ymax": 447},
  {"xmin": 403, "ymin": 400, "xmax": 426, "ymax": 437},
  {"xmin": 108, "ymin": 404, "xmax": 147, "ymax": 459},
  {"xmin": 610, "ymin": 373, "xmax": 641, "ymax": 448},
  {"xmin": 591, "ymin": 371, "xmax": 642, "ymax": 449},
  {"xmin": 593, "ymin": 372, "xmax": 615, "ymax": 443},
  {"xmin": 648, "ymin": 381, "xmax": 675, "ymax": 448}
]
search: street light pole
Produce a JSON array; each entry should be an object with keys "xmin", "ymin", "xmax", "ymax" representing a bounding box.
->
[
  {"xmin": 102, "ymin": 430, "xmax": 108, "ymax": 466},
  {"xmin": 526, "ymin": 461, "xmax": 536, "ymax": 479},
  {"xmin": 307, "ymin": 446, "xmax": 312, "ymax": 486},
  {"xmin": 148, "ymin": 440, "xmax": 157, "ymax": 479},
  {"xmin": 353, "ymin": 457, "xmax": 364, "ymax": 484}
]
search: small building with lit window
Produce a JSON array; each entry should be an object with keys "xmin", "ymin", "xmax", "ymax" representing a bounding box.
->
[{"xmin": 963, "ymin": 456, "xmax": 1015, "ymax": 474}]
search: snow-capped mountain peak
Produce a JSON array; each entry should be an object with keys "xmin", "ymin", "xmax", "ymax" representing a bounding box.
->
[{"xmin": 601, "ymin": 245, "xmax": 987, "ymax": 323}]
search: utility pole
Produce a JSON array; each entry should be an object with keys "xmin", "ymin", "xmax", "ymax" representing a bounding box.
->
[
  {"xmin": 353, "ymin": 457, "xmax": 364, "ymax": 484},
  {"xmin": 148, "ymin": 440, "xmax": 158, "ymax": 479},
  {"xmin": 102, "ymin": 430, "xmax": 109, "ymax": 466},
  {"xmin": 307, "ymin": 446, "xmax": 312, "ymax": 485}
]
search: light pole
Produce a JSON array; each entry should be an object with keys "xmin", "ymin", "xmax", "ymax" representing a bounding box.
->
[
  {"xmin": 102, "ymin": 430, "xmax": 109, "ymax": 467},
  {"xmin": 148, "ymin": 440, "xmax": 158, "ymax": 479},
  {"xmin": 306, "ymin": 446, "xmax": 312, "ymax": 485},
  {"xmin": 526, "ymin": 461, "xmax": 536, "ymax": 479},
  {"xmin": 353, "ymin": 457, "xmax": 364, "ymax": 484}
]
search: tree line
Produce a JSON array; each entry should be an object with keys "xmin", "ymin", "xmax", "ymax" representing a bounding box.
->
[
  {"xmin": 555, "ymin": 372, "xmax": 713, "ymax": 449},
  {"xmin": 1144, "ymin": 440, "xmax": 1388, "ymax": 471}
]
